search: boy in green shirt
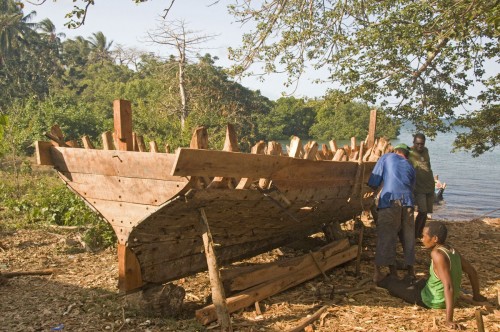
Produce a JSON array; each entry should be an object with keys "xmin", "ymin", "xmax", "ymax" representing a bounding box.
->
[{"xmin": 378, "ymin": 222, "xmax": 488, "ymax": 330}]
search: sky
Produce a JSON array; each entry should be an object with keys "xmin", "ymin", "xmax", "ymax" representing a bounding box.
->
[{"xmin": 22, "ymin": 0, "xmax": 330, "ymax": 100}]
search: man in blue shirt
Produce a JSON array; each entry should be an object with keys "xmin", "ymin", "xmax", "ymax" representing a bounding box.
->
[{"xmin": 368, "ymin": 143, "xmax": 416, "ymax": 283}]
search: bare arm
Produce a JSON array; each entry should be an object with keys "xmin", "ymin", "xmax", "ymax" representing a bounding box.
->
[
  {"xmin": 431, "ymin": 249, "xmax": 459, "ymax": 329},
  {"xmin": 460, "ymin": 254, "xmax": 487, "ymax": 302}
]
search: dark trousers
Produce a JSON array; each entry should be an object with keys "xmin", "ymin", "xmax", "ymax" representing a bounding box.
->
[{"xmin": 378, "ymin": 276, "xmax": 429, "ymax": 308}]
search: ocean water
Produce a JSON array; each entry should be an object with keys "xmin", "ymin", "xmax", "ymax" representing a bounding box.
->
[{"xmin": 392, "ymin": 128, "xmax": 500, "ymax": 221}]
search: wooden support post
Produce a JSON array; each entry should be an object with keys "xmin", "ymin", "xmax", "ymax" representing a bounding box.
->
[
  {"xmin": 236, "ymin": 140, "xmax": 266, "ymax": 189},
  {"xmin": 366, "ymin": 109, "xmax": 377, "ymax": 150},
  {"xmin": 254, "ymin": 301, "xmax": 262, "ymax": 315},
  {"xmin": 199, "ymin": 208, "xmax": 232, "ymax": 332},
  {"xmin": 475, "ymin": 309, "xmax": 485, "ymax": 332},
  {"xmin": 289, "ymin": 136, "xmax": 303, "ymax": 158},
  {"xmin": 189, "ymin": 127, "xmax": 210, "ymax": 188},
  {"xmin": 102, "ymin": 131, "xmax": 115, "ymax": 150},
  {"xmin": 332, "ymin": 149, "xmax": 345, "ymax": 161},
  {"xmin": 208, "ymin": 124, "xmax": 239, "ymax": 189},
  {"xmin": 329, "ymin": 139, "xmax": 338, "ymax": 153},
  {"xmin": 190, "ymin": 126, "xmax": 208, "ymax": 150},
  {"xmin": 303, "ymin": 141, "xmax": 318, "ymax": 160},
  {"xmin": 117, "ymin": 244, "xmax": 143, "ymax": 293},
  {"xmin": 35, "ymin": 141, "xmax": 54, "ymax": 165},
  {"xmin": 149, "ymin": 141, "xmax": 159, "ymax": 153},
  {"xmin": 259, "ymin": 141, "xmax": 281, "ymax": 189},
  {"xmin": 81, "ymin": 135, "xmax": 94, "ymax": 149},
  {"xmin": 355, "ymin": 224, "xmax": 364, "ymax": 276},
  {"xmin": 113, "ymin": 100, "xmax": 142, "ymax": 292},
  {"xmin": 113, "ymin": 99, "xmax": 133, "ymax": 151}
]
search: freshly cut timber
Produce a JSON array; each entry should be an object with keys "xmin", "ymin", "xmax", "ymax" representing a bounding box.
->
[{"xmin": 35, "ymin": 100, "xmax": 392, "ymax": 294}]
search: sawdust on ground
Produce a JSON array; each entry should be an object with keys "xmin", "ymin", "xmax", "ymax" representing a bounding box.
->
[{"xmin": 0, "ymin": 218, "xmax": 499, "ymax": 332}]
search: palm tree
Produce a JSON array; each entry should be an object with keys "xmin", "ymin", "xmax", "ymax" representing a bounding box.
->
[
  {"xmin": 37, "ymin": 18, "xmax": 66, "ymax": 44},
  {"xmin": 87, "ymin": 31, "xmax": 113, "ymax": 64},
  {"xmin": 0, "ymin": 0, "xmax": 38, "ymax": 65}
]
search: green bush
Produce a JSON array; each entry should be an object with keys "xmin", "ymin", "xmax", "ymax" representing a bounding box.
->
[{"xmin": 0, "ymin": 165, "xmax": 116, "ymax": 249}]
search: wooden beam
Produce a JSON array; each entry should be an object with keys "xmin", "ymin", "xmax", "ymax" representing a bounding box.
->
[
  {"xmin": 189, "ymin": 126, "xmax": 210, "ymax": 188},
  {"xmin": 208, "ymin": 124, "xmax": 239, "ymax": 189},
  {"xmin": 196, "ymin": 245, "xmax": 358, "ymax": 325},
  {"xmin": 190, "ymin": 126, "xmax": 208, "ymax": 149},
  {"xmin": 289, "ymin": 136, "xmax": 303, "ymax": 158},
  {"xmin": 199, "ymin": 208, "xmax": 232, "ymax": 332},
  {"xmin": 136, "ymin": 134, "xmax": 147, "ymax": 152},
  {"xmin": 165, "ymin": 144, "xmax": 171, "ymax": 153},
  {"xmin": 172, "ymin": 148, "xmax": 361, "ymax": 180},
  {"xmin": 113, "ymin": 99, "xmax": 133, "ymax": 151},
  {"xmin": 82, "ymin": 135, "xmax": 94, "ymax": 149},
  {"xmin": 35, "ymin": 141, "xmax": 54, "ymax": 166},
  {"xmin": 329, "ymin": 140, "xmax": 338, "ymax": 153},
  {"xmin": 259, "ymin": 141, "xmax": 281, "ymax": 189},
  {"xmin": 118, "ymin": 244, "xmax": 143, "ymax": 293},
  {"xmin": 332, "ymin": 149, "xmax": 345, "ymax": 161},
  {"xmin": 236, "ymin": 140, "xmax": 266, "ymax": 189},
  {"xmin": 149, "ymin": 141, "xmax": 159, "ymax": 153},
  {"xmin": 102, "ymin": 131, "xmax": 115, "ymax": 150},
  {"xmin": 366, "ymin": 109, "xmax": 377, "ymax": 150},
  {"xmin": 221, "ymin": 239, "xmax": 349, "ymax": 292},
  {"xmin": 303, "ymin": 141, "xmax": 318, "ymax": 160}
]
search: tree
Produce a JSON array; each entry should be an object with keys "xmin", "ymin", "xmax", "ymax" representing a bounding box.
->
[
  {"xmin": 309, "ymin": 100, "xmax": 400, "ymax": 140},
  {"xmin": 146, "ymin": 20, "xmax": 215, "ymax": 130},
  {"xmin": 88, "ymin": 31, "xmax": 113, "ymax": 64},
  {"xmin": 0, "ymin": 0, "xmax": 37, "ymax": 66},
  {"xmin": 226, "ymin": 0, "xmax": 499, "ymax": 155},
  {"xmin": 37, "ymin": 18, "xmax": 65, "ymax": 44},
  {"xmin": 257, "ymin": 97, "xmax": 314, "ymax": 140}
]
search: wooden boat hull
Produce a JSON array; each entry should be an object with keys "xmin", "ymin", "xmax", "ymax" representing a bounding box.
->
[{"xmin": 43, "ymin": 145, "xmax": 376, "ymax": 289}]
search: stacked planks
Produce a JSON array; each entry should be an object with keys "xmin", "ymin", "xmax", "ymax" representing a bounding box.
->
[{"xmin": 196, "ymin": 238, "xmax": 357, "ymax": 325}]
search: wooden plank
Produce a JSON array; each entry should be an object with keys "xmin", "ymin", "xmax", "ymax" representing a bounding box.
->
[
  {"xmin": 102, "ymin": 131, "xmax": 115, "ymax": 150},
  {"xmin": 50, "ymin": 147, "xmax": 187, "ymax": 181},
  {"xmin": 118, "ymin": 244, "xmax": 143, "ymax": 293},
  {"xmin": 81, "ymin": 135, "xmax": 95, "ymax": 149},
  {"xmin": 165, "ymin": 144, "xmax": 171, "ymax": 153},
  {"xmin": 196, "ymin": 245, "xmax": 358, "ymax": 325},
  {"xmin": 113, "ymin": 99, "xmax": 133, "ymax": 151},
  {"xmin": 221, "ymin": 239, "xmax": 350, "ymax": 292},
  {"xmin": 288, "ymin": 136, "xmax": 302, "ymax": 158},
  {"xmin": 199, "ymin": 208, "xmax": 232, "ymax": 331},
  {"xmin": 172, "ymin": 148, "xmax": 361, "ymax": 180},
  {"xmin": 59, "ymin": 172, "xmax": 187, "ymax": 206},
  {"xmin": 35, "ymin": 141, "xmax": 54, "ymax": 166},
  {"xmin": 366, "ymin": 109, "xmax": 377, "ymax": 149}
]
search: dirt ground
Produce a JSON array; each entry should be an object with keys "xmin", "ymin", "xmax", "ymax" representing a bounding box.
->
[{"xmin": 1, "ymin": 218, "xmax": 499, "ymax": 332}]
